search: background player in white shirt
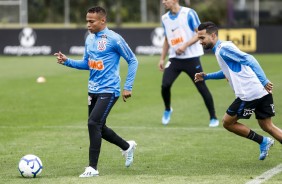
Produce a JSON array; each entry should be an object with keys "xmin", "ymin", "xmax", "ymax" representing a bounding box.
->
[
  {"xmin": 195, "ymin": 21, "xmax": 282, "ymax": 160},
  {"xmin": 159, "ymin": 0, "xmax": 219, "ymax": 127}
]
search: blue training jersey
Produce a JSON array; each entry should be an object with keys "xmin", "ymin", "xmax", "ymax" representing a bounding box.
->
[{"xmin": 64, "ymin": 27, "xmax": 138, "ymax": 97}]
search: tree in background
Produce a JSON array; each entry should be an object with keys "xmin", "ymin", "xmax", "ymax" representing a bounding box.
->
[
  {"xmin": 28, "ymin": 0, "xmax": 141, "ymax": 26},
  {"xmin": 189, "ymin": 0, "xmax": 226, "ymax": 26},
  {"xmin": 24, "ymin": 0, "xmax": 281, "ymax": 27},
  {"xmin": 27, "ymin": 0, "xmax": 226, "ymax": 26}
]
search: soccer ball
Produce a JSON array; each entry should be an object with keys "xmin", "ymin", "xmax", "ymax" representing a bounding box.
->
[{"xmin": 18, "ymin": 154, "xmax": 43, "ymax": 178}]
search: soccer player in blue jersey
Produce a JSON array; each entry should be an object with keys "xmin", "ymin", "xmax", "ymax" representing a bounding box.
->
[
  {"xmin": 195, "ymin": 21, "xmax": 282, "ymax": 160},
  {"xmin": 159, "ymin": 0, "xmax": 219, "ymax": 127},
  {"xmin": 54, "ymin": 6, "xmax": 138, "ymax": 177}
]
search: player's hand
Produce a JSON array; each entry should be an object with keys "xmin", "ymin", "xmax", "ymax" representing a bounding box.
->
[
  {"xmin": 194, "ymin": 72, "xmax": 206, "ymax": 83},
  {"xmin": 122, "ymin": 90, "xmax": 132, "ymax": 102},
  {"xmin": 158, "ymin": 59, "xmax": 165, "ymax": 72},
  {"xmin": 54, "ymin": 51, "xmax": 67, "ymax": 64},
  {"xmin": 176, "ymin": 46, "xmax": 185, "ymax": 55},
  {"xmin": 264, "ymin": 82, "xmax": 273, "ymax": 94}
]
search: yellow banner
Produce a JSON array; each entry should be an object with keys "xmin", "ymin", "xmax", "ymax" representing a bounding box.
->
[{"xmin": 218, "ymin": 29, "xmax": 256, "ymax": 52}]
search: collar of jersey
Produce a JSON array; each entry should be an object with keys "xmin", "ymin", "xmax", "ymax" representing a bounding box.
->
[
  {"xmin": 212, "ymin": 40, "xmax": 222, "ymax": 53},
  {"xmin": 94, "ymin": 27, "xmax": 108, "ymax": 37},
  {"xmin": 168, "ymin": 6, "xmax": 182, "ymax": 20}
]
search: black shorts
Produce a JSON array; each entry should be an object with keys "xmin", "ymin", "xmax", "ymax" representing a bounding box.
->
[
  {"xmin": 226, "ymin": 94, "xmax": 275, "ymax": 119},
  {"xmin": 162, "ymin": 57, "xmax": 204, "ymax": 86}
]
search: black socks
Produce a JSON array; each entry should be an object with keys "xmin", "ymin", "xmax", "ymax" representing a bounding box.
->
[{"xmin": 247, "ymin": 129, "xmax": 263, "ymax": 144}]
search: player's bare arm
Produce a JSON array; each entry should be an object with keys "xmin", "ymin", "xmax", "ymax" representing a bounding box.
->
[
  {"xmin": 194, "ymin": 72, "xmax": 206, "ymax": 83},
  {"xmin": 122, "ymin": 89, "xmax": 132, "ymax": 102},
  {"xmin": 159, "ymin": 38, "xmax": 169, "ymax": 71}
]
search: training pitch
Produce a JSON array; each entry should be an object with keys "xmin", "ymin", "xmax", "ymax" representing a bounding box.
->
[{"xmin": 0, "ymin": 54, "xmax": 281, "ymax": 184}]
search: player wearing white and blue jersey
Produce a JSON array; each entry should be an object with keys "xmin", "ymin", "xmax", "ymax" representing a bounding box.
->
[
  {"xmin": 54, "ymin": 6, "xmax": 137, "ymax": 177},
  {"xmin": 159, "ymin": 0, "xmax": 219, "ymax": 127},
  {"xmin": 196, "ymin": 21, "xmax": 282, "ymax": 160},
  {"xmin": 206, "ymin": 41, "xmax": 269, "ymax": 101},
  {"xmin": 162, "ymin": 7, "xmax": 203, "ymax": 59}
]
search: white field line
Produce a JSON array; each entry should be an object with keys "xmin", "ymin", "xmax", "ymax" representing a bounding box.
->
[
  {"xmin": 0, "ymin": 125, "xmax": 226, "ymax": 131},
  {"xmin": 0, "ymin": 125, "xmax": 265, "ymax": 133},
  {"xmin": 245, "ymin": 164, "xmax": 282, "ymax": 184}
]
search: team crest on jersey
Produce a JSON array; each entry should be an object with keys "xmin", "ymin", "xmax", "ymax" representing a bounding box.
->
[{"xmin": 97, "ymin": 40, "xmax": 107, "ymax": 51}]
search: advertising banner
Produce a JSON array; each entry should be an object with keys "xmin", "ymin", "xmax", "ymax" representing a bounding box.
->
[{"xmin": 0, "ymin": 27, "xmax": 281, "ymax": 56}]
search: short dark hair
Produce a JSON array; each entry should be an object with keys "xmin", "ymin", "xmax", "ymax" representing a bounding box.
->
[
  {"xmin": 198, "ymin": 21, "xmax": 218, "ymax": 36},
  {"xmin": 87, "ymin": 6, "xmax": 107, "ymax": 17}
]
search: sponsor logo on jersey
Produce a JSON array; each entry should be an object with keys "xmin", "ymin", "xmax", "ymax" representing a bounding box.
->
[
  {"xmin": 101, "ymin": 34, "xmax": 107, "ymax": 39},
  {"xmin": 88, "ymin": 81, "xmax": 99, "ymax": 91},
  {"xmin": 170, "ymin": 37, "xmax": 184, "ymax": 46},
  {"xmin": 88, "ymin": 60, "xmax": 104, "ymax": 70}
]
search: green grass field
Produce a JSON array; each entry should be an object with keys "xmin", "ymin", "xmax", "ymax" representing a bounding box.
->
[{"xmin": 0, "ymin": 54, "xmax": 282, "ymax": 184}]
